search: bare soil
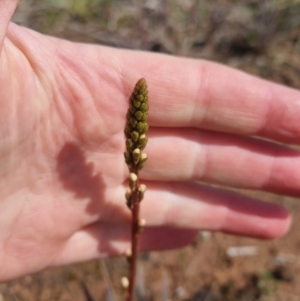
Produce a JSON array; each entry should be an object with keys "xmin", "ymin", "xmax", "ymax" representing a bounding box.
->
[{"xmin": 3, "ymin": 1, "xmax": 300, "ymax": 300}]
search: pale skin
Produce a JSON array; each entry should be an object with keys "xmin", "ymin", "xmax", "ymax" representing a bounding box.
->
[{"xmin": 0, "ymin": 0, "xmax": 299, "ymax": 281}]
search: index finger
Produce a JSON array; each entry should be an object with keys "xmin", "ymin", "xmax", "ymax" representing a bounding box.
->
[{"xmin": 119, "ymin": 49, "xmax": 300, "ymax": 143}]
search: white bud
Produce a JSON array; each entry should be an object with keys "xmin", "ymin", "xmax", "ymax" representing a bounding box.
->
[
  {"xmin": 129, "ymin": 173, "xmax": 137, "ymax": 182},
  {"xmin": 121, "ymin": 277, "xmax": 129, "ymax": 289},
  {"xmin": 129, "ymin": 173, "xmax": 137, "ymax": 189},
  {"xmin": 138, "ymin": 184, "xmax": 146, "ymax": 201}
]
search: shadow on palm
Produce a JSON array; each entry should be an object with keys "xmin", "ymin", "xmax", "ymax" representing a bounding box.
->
[{"xmin": 56, "ymin": 142, "xmax": 129, "ymax": 255}]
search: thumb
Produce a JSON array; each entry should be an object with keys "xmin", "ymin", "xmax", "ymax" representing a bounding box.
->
[{"xmin": 0, "ymin": 0, "xmax": 18, "ymax": 48}]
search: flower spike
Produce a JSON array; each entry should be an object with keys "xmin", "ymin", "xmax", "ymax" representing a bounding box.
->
[{"xmin": 124, "ymin": 78, "xmax": 149, "ymax": 301}]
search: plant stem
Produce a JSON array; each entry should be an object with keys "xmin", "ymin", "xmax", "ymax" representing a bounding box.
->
[
  {"xmin": 124, "ymin": 78, "xmax": 148, "ymax": 301},
  {"xmin": 126, "ymin": 168, "xmax": 140, "ymax": 301}
]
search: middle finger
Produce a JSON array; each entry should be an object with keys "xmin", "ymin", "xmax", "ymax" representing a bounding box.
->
[{"xmin": 142, "ymin": 128, "xmax": 300, "ymax": 196}]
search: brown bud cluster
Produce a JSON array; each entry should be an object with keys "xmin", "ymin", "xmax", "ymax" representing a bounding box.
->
[{"xmin": 124, "ymin": 78, "xmax": 149, "ymax": 170}]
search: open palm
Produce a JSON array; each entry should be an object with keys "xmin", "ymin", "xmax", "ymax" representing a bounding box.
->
[{"xmin": 0, "ymin": 1, "xmax": 298, "ymax": 281}]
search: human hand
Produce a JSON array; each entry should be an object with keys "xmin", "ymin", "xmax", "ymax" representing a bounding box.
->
[{"xmin": 0, "ymin": 1, "xmax": 297, "ymax": 281}]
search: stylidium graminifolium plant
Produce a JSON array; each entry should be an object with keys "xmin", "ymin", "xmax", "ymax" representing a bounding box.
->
[{"xmin": 123, "ymin": 78, "xmax": 149, "ymax": 301}]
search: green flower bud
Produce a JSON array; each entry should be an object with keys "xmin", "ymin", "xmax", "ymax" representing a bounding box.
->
[
  {"xmin": 126, "ymin": 139, "xmax": 134, "ymax": 151},
  {"xmin": 124, "ymin": 151, "xmax": 132, "ymax": 164},
  {"xmin": 130, "ymin": 117, "xmax": 138, "ymax": 128},
  {"xmin": 136, "ymin": 122, "xmax": 148, "ymax": 134},
  {"xmin": 139, "ymin": 103, "xmax": 149, "ymax": 112},
  {"xmin": 135, "ymin": 111, "xmax": 143, "ymax": 121},
  {"xmin": 139, "ymin": 153, "xmax": 147, "ymax": 165},
  {"xmin": 141, "ymin": 112, "xmax": 148, "ymax": 122},
  {"xmin": 137, "ymin": 134, "xmax": 148, "ymax": 150},
  {"xmin": 133, "ymin": 100, "xmax": 141, "ymax": 108},
  {"xmin": 125, "ymin": 188, "xmax": 132, "ymax": 202},
  {"xmin": 137, "ymin": 95, "xmax": 144, "ymax": 102},
  {"xmin": 126, "ymin": 200, "xmax": 132, "ymax": 209},
  {"xmin": 131, "ymin": 131, "xmax": 139, "ymax": 142},
  {"xmin": 124, "ymin": 126, "xmax": 130, "ymax": 138},
  {"xmin": 141, "ymin": 123, "xmax": 149, "ymax": 134},
  {"xmin": 125, "ymin": 188, "xmax": 132, "ymax": 209},
  {"xmin": 130, "ymin": 106, "xmax": 136, "ymax": 114}
]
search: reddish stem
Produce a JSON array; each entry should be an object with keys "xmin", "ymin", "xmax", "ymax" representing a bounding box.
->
[{"xmin": 126, "ymin": 169, "xmax": 140, "ymax": 301}]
